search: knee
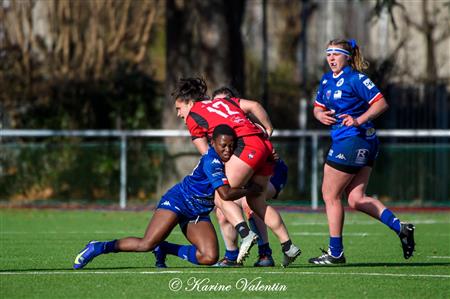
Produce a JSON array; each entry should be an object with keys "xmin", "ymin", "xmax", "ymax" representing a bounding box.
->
[
  {"xmin": 197, "ymin": 250, "xmax": 219, "ymax": 265},
  {"xmin": 347, "ymin": 194, "xmax": 363, "ymax": 209},
  {"xmin": 322, "ymin": 191, "xmax": 338, "ymax": 204},
  {"xmin": 138, "ymin": 240, "xmax": 157, "ymax": 252},
  {"xmin": 216, "ymin": 211, "xmax": 227, "ymax": 225}
]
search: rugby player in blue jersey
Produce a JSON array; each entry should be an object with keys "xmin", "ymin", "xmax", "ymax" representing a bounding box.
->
[
  {"xmin": 309, "ymin": 39, "xmax": 415, "ymax": 265},
  {"xmin": 73, "ymin": 125, "xmax": 263, "ymax": 269}
]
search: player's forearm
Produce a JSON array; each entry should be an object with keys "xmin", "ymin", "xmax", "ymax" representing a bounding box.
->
[
  {"xmin": 216, "ymin": 185, "xmax": 260, "ymax": 201},
  {"xmin": 356, "ymin": 97, "xmax": 389, "ymax": 125},
  {"xmin": 313, "ymin": 107, "xmax": 323, "ymax": 121},
  {"xmin": 192, "ymin": 137, "xmax": 209, "ymax": 155},
  {"xmin": 240, "ymin": 99, "xmax": 273, "ymax": 135}
]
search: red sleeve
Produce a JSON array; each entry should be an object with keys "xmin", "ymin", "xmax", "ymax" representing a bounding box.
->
[{"xmin": 186, "ymin": 114, "xmax": 207, "ymax": 140}]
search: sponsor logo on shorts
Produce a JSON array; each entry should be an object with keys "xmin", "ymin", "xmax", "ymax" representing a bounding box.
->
[
  {"xmin": 335, "ymin": 153, "xmax": 346, "ymax": 160},
  {"xmin": 355, "ymin": 149, "xmax": 369, "ymax": 165},
  {"xmin": 248, "ymin": 151, "xmax": 256, "ymax": 159}
]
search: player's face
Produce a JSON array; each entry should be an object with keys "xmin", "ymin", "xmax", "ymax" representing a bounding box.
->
[
  {"xmin": 326, "ymin": 49, "xmax": 349, "ymax": 74},
  {"xmin": 175, "ymin": 100, "xmax": 193, "ymax": 123},
  {"xmin": 211, "ymin": 135, "xmax": 235, "ymax": 162}
]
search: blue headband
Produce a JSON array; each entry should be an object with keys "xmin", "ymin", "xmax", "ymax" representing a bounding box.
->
[{"xmin": 326, "ymin": 47, "xmax": 351, "ymax": 56}]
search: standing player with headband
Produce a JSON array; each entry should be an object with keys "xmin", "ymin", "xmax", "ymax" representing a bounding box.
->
[{"xmin": 309, "ymin": 39, "xmax": 415, "ymax": 265}]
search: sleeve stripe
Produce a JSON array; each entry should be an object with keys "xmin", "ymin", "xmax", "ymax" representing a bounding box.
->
[
  {"xmin": 314, "ymin": 101, "xmax": 327, "ymax": 110},
  {"xmin": 368, "ymin": 92, "xmax": 383, "ymax": 105}
]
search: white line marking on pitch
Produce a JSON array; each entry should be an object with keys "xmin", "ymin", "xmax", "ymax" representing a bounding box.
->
[
  {"xmin": 0, "ymin": 270, "xmax": 448, "ymax": 278},
  {"xmin": 427, "ymin": 256, "xmax": 450, "ymax": 259},
  {"xmin": 291, "ymin": 219, "xmax": 450, "ymax": 226}
]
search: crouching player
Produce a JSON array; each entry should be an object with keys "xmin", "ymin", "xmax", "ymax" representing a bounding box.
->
[{"xmin": 73, "ymin": 124, "xmax": 262, "ymax": 269}]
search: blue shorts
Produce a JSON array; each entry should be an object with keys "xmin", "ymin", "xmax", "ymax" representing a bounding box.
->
[
  {"xmin": 156, "ymin": 185, "xmax": 213, "ymax": 229},
  {"xmin": 326, "ymin": 135, "xmax": 379, "ymax": 174},
  {"xmin": 270, "ymin": 159, "xmax": 288, "ymax": 199}
]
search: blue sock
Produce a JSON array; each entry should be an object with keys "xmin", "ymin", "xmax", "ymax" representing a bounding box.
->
[
  {"xmin": 160, "ymin": 241, "xmax": 182, "ymax": 255},
  {"xmin": 224, "ymin": 249, "xmax": 239, "ymax": 261},
  {"xmin": 329, "ymin": 236, "xmax": 343, "ymax": 257},
  {"xmin": 258, "ymin": 243, "xmax": 272, "ymax": 256},
  {"xmin": 100, "ymin": 240, "xmax": 117, "ymax": 254},
  {"xmin": 380, "ymin": 208, "xmax": 401, "ymax": 234},
  {"xmin": 248, "ymin": 216, "xmax": 264, "ymax": 246},
  {"xmin": 176, "ymin": 245, "xmax": 199, "ymax": 265}
]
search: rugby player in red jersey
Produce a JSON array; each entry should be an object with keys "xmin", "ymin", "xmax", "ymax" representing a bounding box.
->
[{"xmin": 172, "ymin": 78, "xmax": 301, "ymax": 267}]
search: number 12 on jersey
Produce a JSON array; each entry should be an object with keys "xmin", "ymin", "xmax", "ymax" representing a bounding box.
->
[{"xmin": 206, "ymin": 101, "xmax": 239, "ymax": 118}]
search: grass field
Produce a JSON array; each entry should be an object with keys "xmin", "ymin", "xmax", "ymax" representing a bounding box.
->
[{"xmin": 1, "ymin": 209, "xmax": 449, "ymax": 299}]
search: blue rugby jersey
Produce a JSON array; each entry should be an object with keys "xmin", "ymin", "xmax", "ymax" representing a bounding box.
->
[
  {"xmin": 314, "ymin": 66, "xmax": 383, "ymax": 141},
  {"xmin": 177, "ymin": 146, "xmax": 229, "ymax": 213}
]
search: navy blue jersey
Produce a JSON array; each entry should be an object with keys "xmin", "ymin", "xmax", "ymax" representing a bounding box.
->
[
  {"xmin": 158, "ymin": 146, "xmax": 229, "ymax": 218},
  {"xmin": 179, "ymin": 146, "xmax": 229, "ymax": 203},
  {"xmin": 314, "ymin": 66, "xmax": 383, "ymax": 141}
]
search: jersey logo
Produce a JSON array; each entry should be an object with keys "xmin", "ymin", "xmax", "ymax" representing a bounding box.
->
[
  {"xmin": 334, "ymin": 90, "xmax": 342, "ymax": 99},
  {"xmin": 328, "ymin": 149, "xmax": 334, "ymax": 156},
  {"xmin": 363, "ymin": 78, "xmax": 375, "ymax": 90},
  {"xmin": 322, "ymin": 79, "xmax": 327, "ymax": 85},
  {"xmin": 211, "ymin": 158, "xmax": 221, "ymax": 164},
  {"xmin": 335, "ymin": 153, "xmax": 346, "ymax": 160},
  {"xmin": 161, "ymin": 200, "xmax": 171, "ymax": 207},
  {"xmin": 336, "ymin": 78, "xmax": 344, "ymax": 87},
  {"xmin": 358, "ymin": 74, "xmax": 365, "ymax": 79},
  {"xmin": 326, "ymin": 90, "xmax": 332, "ymax": 99},
  {"xmin": 366, "ymin": 128, "xmax": 376, "ymax": 136}
]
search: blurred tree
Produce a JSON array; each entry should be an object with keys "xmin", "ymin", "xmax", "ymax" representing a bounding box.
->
[
  {"xmin": 0, "ymin": 0, "xmax": 163, "ymax": 129},
  {"xmin": 161, "ymin": 0, "xmax": 246, "ymax": 186}
]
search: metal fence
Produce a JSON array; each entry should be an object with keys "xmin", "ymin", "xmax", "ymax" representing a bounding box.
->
[{"xmin": 1, "ymin": 129, "xmax": 449, "ymax": 209}]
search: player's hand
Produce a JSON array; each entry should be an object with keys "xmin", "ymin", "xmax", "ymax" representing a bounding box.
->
[
  {"xmin": 265, "ymin": 126, "xmax": 274, "ymax": 138},
  {"xmin": 317, "ymin": 110, "xmax": 336, "ymax": 126},
  {"xmin": 338, "ymin": 114, "xmax": 360, "ymax": 127},
  {"xmin": 272, "ymin": 148, "xmax": 280, "ymax": 161}
]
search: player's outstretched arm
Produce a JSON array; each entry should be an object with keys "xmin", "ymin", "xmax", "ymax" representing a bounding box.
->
[
  {"xmin": 192, "ymin": 137, "xmax": 209, "ymax": 155},
  {"xmin": 216, "ymin": 183, "xmax": 262, "ymax": 202},
  {"xmin": 239, "ymin": 99, "xmax": 274, "ymax": 137}
]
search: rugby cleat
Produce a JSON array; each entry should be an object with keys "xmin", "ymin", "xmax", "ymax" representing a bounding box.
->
[
  {"xmin": 254, "ymin": 254, "xmax": 275, "ymax": 267},
  {"xmin": 73, "ymin": 241, "xmax": 102, "ymax": 270},
  {"xmin": 399, "ymin": 223, "xmax": 416, "ymax": 259},
  {"xmin": 281, "ymin": 244, "xmax": 301, "ymax": 267},
  {"xmin": 153, "ymin": 245, "xmax": 167, "ymax": 268},
  {"xmin": 213, "ymin": 257, "xmax": 242, "ymax": 267},
  {"xmin": 308, "ymin": 248, "xmax": 346, "ymax": 265},
  {"xmin": 237, "ymin": 231, "xmax": 259, "ymax": 264}
]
